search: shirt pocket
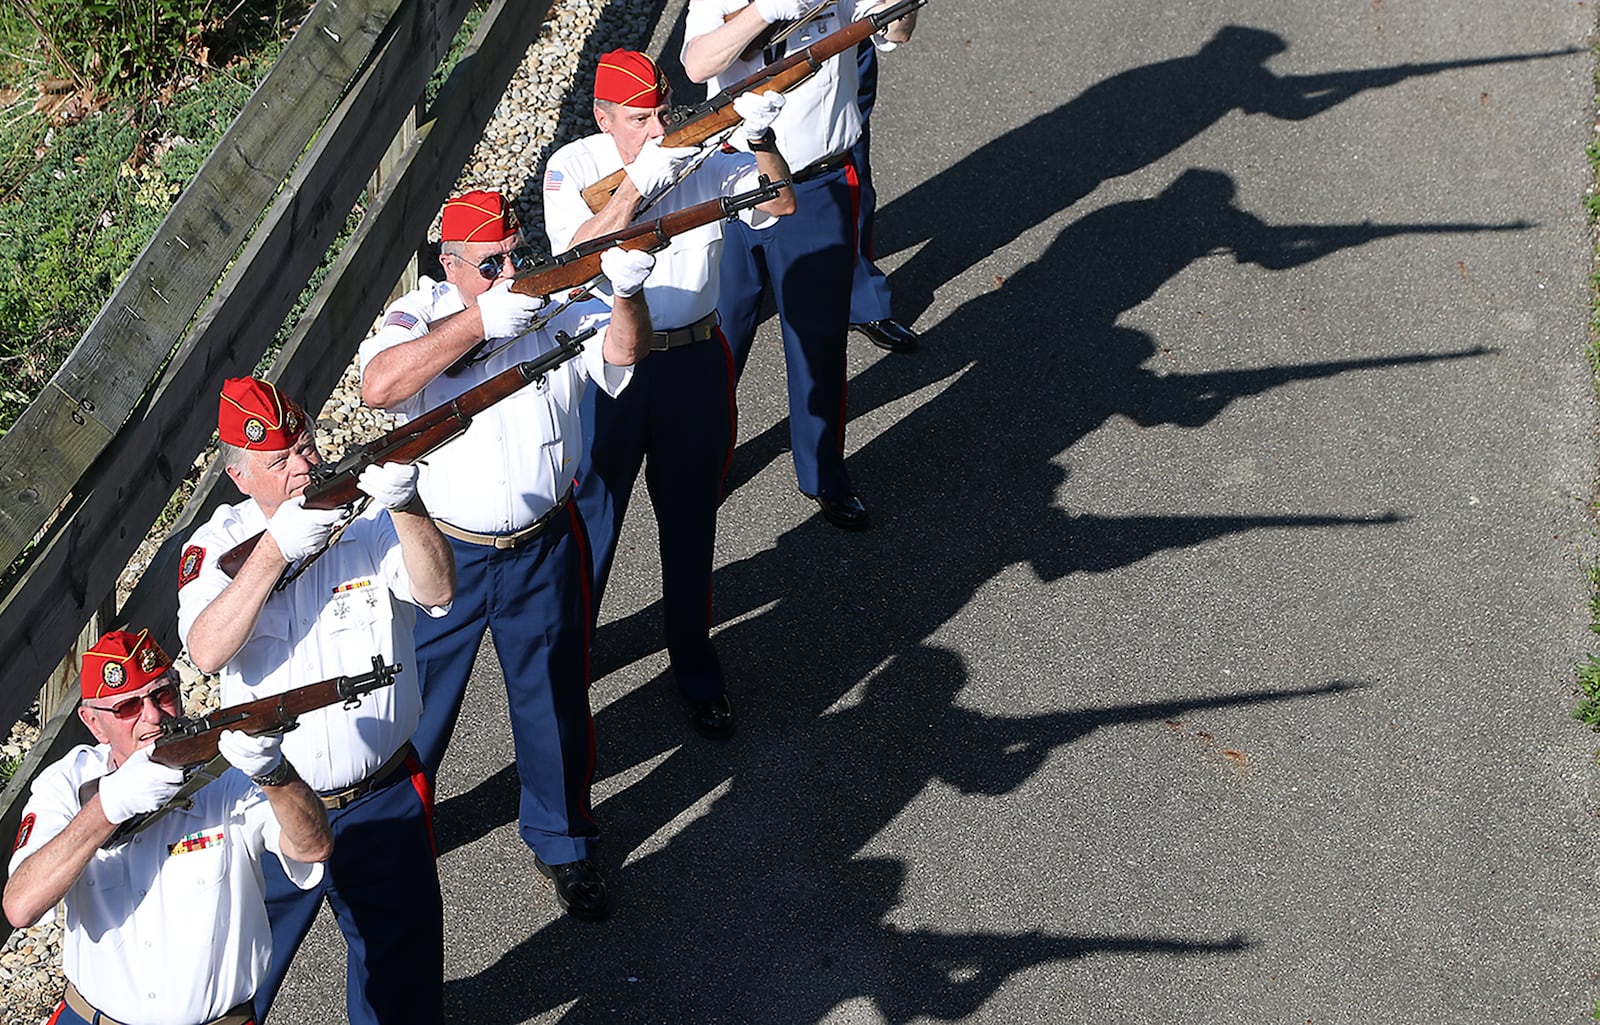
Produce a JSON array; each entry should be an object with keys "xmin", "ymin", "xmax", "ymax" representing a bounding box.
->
[
  {"xmin": 161, "ymin": 826, "xmax": 229, "ymax": 891},
  {"xmin": 323, "ymin": 576, "xmax": 392, "ymax": 639}
]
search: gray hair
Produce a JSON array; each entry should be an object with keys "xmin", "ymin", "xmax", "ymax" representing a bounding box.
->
[{"xmin": 219, "ymin": 440, "xmax": 251, "ymax": 474}]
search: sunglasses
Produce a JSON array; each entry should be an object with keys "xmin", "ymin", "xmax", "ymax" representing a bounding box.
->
[
  {"xmin": 86, "ymin": 681, "xmax": 182, "ymax": 720},
  {"xmin": 457, "ymin": 245, "xmax": 540, "ymax": 280}
]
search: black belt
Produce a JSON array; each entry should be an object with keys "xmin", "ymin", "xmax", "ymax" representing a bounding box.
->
[
  {"xmin": 652, "ymin": 311, "xmax": 720, "ymax": 350},
  {"xmin": 318, "ymin": 742, "xmax": 416, "ymax": 811},
  {"xmin": 794, "ymin": 151, "xmax": 852, "ymax": 183},
  {"xmin": 433, "ymin": 486, "xmax": 574, "ymax": 550}
]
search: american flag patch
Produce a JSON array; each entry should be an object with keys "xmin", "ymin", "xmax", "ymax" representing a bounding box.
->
[
  {"xmin": 544, "ymin": 168, "xmax": 564, "ymax": 191},
  {"xmin": 170, "ymin": 829, "xmax": 225, "ymax": 856},
  {"xmin": 384, "ymin": 310, "xmax": 419, "ymax": 330}
]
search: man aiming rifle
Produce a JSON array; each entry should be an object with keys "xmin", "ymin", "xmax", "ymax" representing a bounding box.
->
[
  {"xmin": 542, "ymin": 48, "xmax": 794, "ymax": 742},
  {"xmin": 360, "ymin": 190, "xmax": 655, "ymax": 922},
  {"xmin": 4, "ymin": 628, "xmax": 332, "ymax": 1025},
  {"xmin": 177, "ymin": 377, "xmax": 455, "ymax": 1025},
  {"xmin": 683, "ymin": 0, "xmax": 921, "ymax": 531}
]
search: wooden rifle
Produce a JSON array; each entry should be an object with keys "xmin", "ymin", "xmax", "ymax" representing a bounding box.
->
[
  {"xmin": 512, "ymin": 174, "xmax": 792, "ymax": 297},
  {"xmin": 149, "ymin": 656, "xmax": 400, "ymax": 769},
  {"xmin": 578, "ymin": 0, "xmax": 926, "ymax": 212},
  {"xmin": 215, "ymin": 326, "xmax": 596, "ymax": 578},
  {"xmin": 88, "ymin": 656, "xmax": 399, "ymax": 844}
]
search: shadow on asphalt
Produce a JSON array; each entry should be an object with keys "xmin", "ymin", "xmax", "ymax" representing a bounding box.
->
[
  {"xmin": 427, "ymin": 23, "xmax": 1546, "ymax": 1024},
  {"xmin": 871, "ymin": 24, "xmax": 1570, "ymax": 324}
]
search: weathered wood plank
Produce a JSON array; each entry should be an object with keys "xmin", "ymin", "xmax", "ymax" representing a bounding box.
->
[
  {"xmin": 0, "ymin": 0, "xmax": 403, "ymax": 566},
  {"xmin": 115, "ymin": 0, "xmax": 553, "ymax": 670},
  {"xmin": 0, "ymin": 0, "xmax": 481, "ymax": 733}
]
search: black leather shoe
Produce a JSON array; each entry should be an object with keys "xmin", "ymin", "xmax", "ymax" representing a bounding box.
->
[
  {"xmin": 851, "ymin": 318, "xmax": 919, "ymax": 353},
  {"xmin": 534, "ymin": 856, "xmax": 610, "ymax": 921},
  {"xmin": 688, "ymin": 693, "xmax": 735, "ymax": 740},
  {"xmin": 808, "ymin": 493, "xmax": 870, "ymax": 531}
]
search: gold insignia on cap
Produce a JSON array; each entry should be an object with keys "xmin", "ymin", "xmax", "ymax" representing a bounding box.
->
[
  {"xmin": 137, "ymin": 646, "xmax": 161, "ymax": 673},
  {"xmin": 102, "ymin": 662, "xmax": 126, "ymax": 690},
  {"xmin": 286, "ymin": 409, "xmax": 301, "ymax": 435}
]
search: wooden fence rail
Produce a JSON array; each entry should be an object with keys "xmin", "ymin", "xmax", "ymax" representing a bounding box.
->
[{"xmin": 0, "ymin": 0, "xmax": 552, "ymax": 944}]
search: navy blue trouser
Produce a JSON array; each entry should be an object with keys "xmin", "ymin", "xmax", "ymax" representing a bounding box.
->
[
  {"xmin": 718, "ymin": 163, "xmax": 858, "ymax": 500},
  {"xmin": 850, "ymin": 40, "xmax": 895, "ymax": 324},
  {"xmin": 256, "ymin": 757, "xmax": 442, "ymax": 1025},
  {"xmin": 575, "ymin": 330, "xmax": 737, "ymax": 703},
  {"xmin": 409, "ymin": 507, "xmax": 599, "ymax": 865}
]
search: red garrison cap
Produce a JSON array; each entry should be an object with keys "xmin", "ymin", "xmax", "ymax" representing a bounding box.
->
[
  {"xmin": 218, "ymin": 377, "xmax": 306, "ymax": 451},
  {"xmin": 594, "ymin": 49, "xmax": 667, "ymax": 108},
  {"xmin": 82, "ymin": 629, "xmax": 172, "ymax": 701},
  {"xmin": 440, "ymin": 190, "xmax": 519, "ymax": 244}
]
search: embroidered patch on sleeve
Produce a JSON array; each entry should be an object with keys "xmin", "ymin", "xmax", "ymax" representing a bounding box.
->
[
  {"xmin": 178, "ymin": 545, "xmax": 205, "ymax": 589},
  {"xmin": 13, "ymin": 812, "xmax": 34, "ymax": 852},
  {"xmin": 383, "ymin": 310, "xmax": 419, "ymax": 331},
  {"xmin": 544, "ymin": 168, "xmax": 564, "ymax": 192},
  {"xmin": 169, "ymin": 829, "xmax": 225, "ymax": 857}
]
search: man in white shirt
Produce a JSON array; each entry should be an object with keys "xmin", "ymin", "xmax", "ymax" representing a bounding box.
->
[
  {"xmin": 177, "ymin": 377, "xmax": 455, "ymax": 1025},
  {"xmin": 4, "ymin": 628, "xmax": 332, "ymax": 1025},
  {"xmin": 542, "ymin": 48, "xmax": 793, "ymax": 740},
  {"xmin": 360, "ymin": 190, "xmax": 655, "ymax": 920},
  {"xmin": 682, "ymin": 0, "xmax": 918, "ymax": 530}
]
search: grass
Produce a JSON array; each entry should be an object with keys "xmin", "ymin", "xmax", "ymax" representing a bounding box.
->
[
  {"xmin": 0, "ymin": 10, "xmax": 301, "ymax": 435},
  {"xmin": 1583, "ymin": 48, "xmax": 1600, "ymax": 733}
]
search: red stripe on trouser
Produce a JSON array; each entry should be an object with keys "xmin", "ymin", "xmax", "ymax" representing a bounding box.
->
[
  {"xmin": 840, "ymin": 158, "xmax": 858, "ymax": 457},
  {"xmin": 46, "ymin": 1002, "xmax": 64, "ymax": 1025},
  {"xmin": 567, "ymin": 499, "xmax": 599, "ymax": 824},
  {"xmin": 406, "ymin": 752, "xmax": 436, "ymax": 860},
  {"xmin": 844, "ymin": 158, "xmax": 863, "ymax": 254},
  {"xmin": 568, "ymin": 500, "xmax": 594, "ymax": 688}
]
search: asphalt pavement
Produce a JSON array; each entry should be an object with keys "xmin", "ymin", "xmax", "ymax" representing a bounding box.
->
[{"xmin": 274, "ymin": 1, "xmax": 1600, "ymax": 1021}]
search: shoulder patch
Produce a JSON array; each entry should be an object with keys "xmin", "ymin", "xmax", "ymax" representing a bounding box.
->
[
  {"xmin": 383, "ymin": 310, "xmax": 419, "ymax": 331},
  {"xmin": 13, "ymin": 812, "xmax": 34, "ymax": 852},
  {"xmin": 544, "ymin": 168, "xmax": 564, "ymax": 192},
  {"xmin": 178, "ymin": 544, "xmax": 205, "ymax": 589}
]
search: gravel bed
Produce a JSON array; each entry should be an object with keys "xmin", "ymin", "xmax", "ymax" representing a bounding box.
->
[{"xmin": 0, "ymin": 0, "xmax": 662, "ymax": 1017}]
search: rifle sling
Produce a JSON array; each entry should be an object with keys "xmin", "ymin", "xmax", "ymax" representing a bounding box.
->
[{"xmin": 98, "ymin": 753, "xmax": 231, "ymax": 848}]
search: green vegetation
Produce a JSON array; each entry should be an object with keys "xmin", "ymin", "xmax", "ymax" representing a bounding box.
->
[
  {"xmin": 0, "ymin": 2, "xmax": 305, "ymax": 434},
  {"xmin": 1575, "ymin": 569, "xmax": 1600, "ymax": 730},
  {"xmin": 0, "ymin": 1, "xmax": 491, "ymax": 435},
  {"xmin": 1584, "ymin": 52, "xmax": 1600, "ymax": 735}
]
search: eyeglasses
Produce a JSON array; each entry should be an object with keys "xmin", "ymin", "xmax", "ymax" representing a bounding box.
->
[
  {"xmin": 456, "ymin": 246, "xmax": 540, "ymax": 281},
  {"xmin": 86, "ymin": 682, "xmax": 182, "ymax": 720}
]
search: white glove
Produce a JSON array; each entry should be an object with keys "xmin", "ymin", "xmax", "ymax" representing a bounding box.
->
[
  {"xmin": 218, "ymin": 729, "xmax": 284, "ymax": 780},
  {"xmin": 733, "ymin": 90, "xmax": 786, "ymax": 140},
  {"xmin": 357, "ymin": 461, "xmax": 419, "ymax": 510},
  {"xmin": 266, "ymin": 495, "xmax": 347, "ymax": 562},
  {"xmin": 97, "ymin": 747, "xmax": 185, "ymax": 825},
  {"xmin": 476, "ymin": 281, "xmax": 546, "ymax": 340},
  {"xmin": 754, "ymin": 0, "xmax": 816, "ymax": 23},
  {"xmin": 623, "ymin": 138, "xmax": 700, "ymax": 198},
  {"xmin": 600, "ymin": 247, "xmax": 656, "ymax": 298}
]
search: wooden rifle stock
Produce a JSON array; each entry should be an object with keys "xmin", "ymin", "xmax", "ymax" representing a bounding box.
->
[
  {"xmin": 151, "ymin": 656, "xmax": 401, "ymax": 769},
  {"xmin": 215, "ymin": 328, "xmax": 596, "ymax": 577},
  {"xmin": 578, "ymin": 0, "xmax": 925, "ymax": 212},
  {"xmin": 514, "ymin": 175, "xmax": 791, "ymax": 298}
]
